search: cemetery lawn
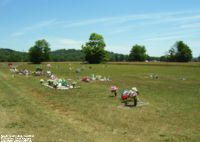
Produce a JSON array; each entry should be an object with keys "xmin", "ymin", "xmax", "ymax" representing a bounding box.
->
[{"xmin": 0, "ymin": 62, "xmax": 200, "ymax": 142}]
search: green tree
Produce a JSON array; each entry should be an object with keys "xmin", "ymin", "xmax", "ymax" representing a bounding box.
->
[
  {"xmin": 82, "ymin": 33, "xmax": 108, "ymax": 64},
  {"xmin": 160, "ymin": 55, "xmax": 168, "ymax": 62},
  {"xmin": 29, "ymin": 39, "xmax": 50, "ymax": 64},
  {"xmin": 119, "ymin": 54, "xmax": 125, "ymax": 61},
  {"xmin": 174, "ymin": 41, "xmax": 192, "ymax": 62},
  {"xmin": 167, "ymin": 47, "xmax": 176, "ymax": 61},
  {"xmin": 115, "ymin": 54, "xmax": 119, "ymax": 61},
  {"xmin": 129, "ymin": 44, "xmax": 147, "ymax": 61},
  {"xmin": 124, "ymin": 55, "xmax": 129, "ymax": 61},
  {"xmin": 198, "ymin": 55, "xmax": 200, "ymax": 62}
]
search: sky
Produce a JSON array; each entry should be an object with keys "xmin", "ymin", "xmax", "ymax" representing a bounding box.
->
[{"xmin": 0, "ymin": 0, "xmax": 200, "ymax": 57}]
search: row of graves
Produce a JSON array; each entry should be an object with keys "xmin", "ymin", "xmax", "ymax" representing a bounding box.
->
[
  {"xmin": 81, "ymin": 74, "xmax": 111, "ymax": 82},
  {"xmin": 9, "ymin": 64, "xmax": 31, "ymax": 76},
  {"xmin": 8, "ymin": 63, "xmax": 147, "ymax": 107},
  {"xmin": 8, "ymin": 63, "xmax": 111, "ymax": 90},
  {"xmin": 36, "ymin": 68, "xmax": 80, "ymax": 90},
  {"xmin": 40, "ymin": 71, "xmax": 79, "ymax": 90},
  {"xmin": 8, "ymin": 63, "xmax": 79, "ymax": 90}
]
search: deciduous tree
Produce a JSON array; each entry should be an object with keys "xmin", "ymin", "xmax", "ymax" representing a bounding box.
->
[
  {"xmin": 82, "ymin": 33, "xmax": 108, "ymax": 64},
  {"xmin": 129, "ymin": 44, "xmax": 147, "ymax": 61},
  {"xmin": 29, "ymin": 39, "xmax": 50, "ymax": 64}
]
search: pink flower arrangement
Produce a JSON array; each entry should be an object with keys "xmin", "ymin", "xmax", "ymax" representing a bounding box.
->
[
  {"xmin": 111, "ymin": 86, "xmax": 118, "ymax": 96},
  {"xmin": 111, "ymin": 86, "xmax": 118, "ymax": 91}
]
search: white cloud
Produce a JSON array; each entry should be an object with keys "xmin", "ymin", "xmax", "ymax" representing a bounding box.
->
[
  {"xmin": 141, "ymin": 28, "xmax": 200, "ymax": 42},
  {"xmin": 60, "ymin": 10, "xmax": 200, "ymax": 30},
  {"xmin": 58, "ymin": 39, "xmax": 81, "ymax": 45},
  {"xmin": 8, "ymin": 10, "xmax": 200, "ymax": 56},
  {"xmin": 10, "ymin": 19, "xmax": 57, "ymax": 37},
  {"xmin": 11, "ymin": 10, "xmax": 200, "ymax": 37},
  {"xmin": 11, "ymin": 32, "xmax": 25, "ymax": 37},
  {"xmin": 106, "ymin": 44, "xmax": 130, "ymax": 54},
  {"xmin": 108, "ymin": 13, "xmax": 200, "ymax": 35},
  {"xmin": 64, "ymin": 18, "xmax": 112, "ymax": 28},
  {"xmin": 23, "ymin": 19, "xmax": 57, "ymax": 31},
  {"xmin": 144, "ymin": 35, "xmax": 185, "ymax": 41},
  {"xmin": 45, "ymin": 37, "xmax": 82, "ymax": 50},
  {"xmin": 180, "ymin": 23, "xmax": 200, "ymax": 29}
]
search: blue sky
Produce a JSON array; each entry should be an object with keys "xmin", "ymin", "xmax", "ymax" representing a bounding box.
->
[{"xmin": 0, "ymin": 0, "xmax": 200, "ymax": 57}]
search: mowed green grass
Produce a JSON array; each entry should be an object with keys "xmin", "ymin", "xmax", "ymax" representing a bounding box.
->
[{"xmin": 0, "ymin": 62, "xmax": 200, "ymax": 142}]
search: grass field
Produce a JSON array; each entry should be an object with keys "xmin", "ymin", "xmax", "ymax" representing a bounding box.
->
[{"xmin": 0, "ymin": 62, "xmax": 200, "ymax": 142}]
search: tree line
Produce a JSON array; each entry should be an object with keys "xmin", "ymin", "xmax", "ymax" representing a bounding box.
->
[
  {"xmin": 0, "ymin": 48, "xmax": 83, "ymax": 62},
  {"xmin": 82, "ymin": 33, "xmax": 195, "ymax": 63},
  {"xmin": 0, "ymin": 32, "xmax": 199, "ymax": 63},
  {"xmin": 0, "ymin": 48, "xmax": 129, "ymax": 62},
  {"xmin": 0, "ymin": 49, "xmax": 29, "ymax": 62},
  {"xmin": 80, "ymin": 33, "xmax": 195, "ymax": 63}
]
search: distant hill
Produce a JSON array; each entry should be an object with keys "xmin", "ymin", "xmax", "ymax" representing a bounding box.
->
[
  {"xmin": 0, "ymin": 48, "xmax": 131, "ymax": 62},
  {"xmin": 0, "ymin": 48, "xmax": 85, "ymax": 62},
  {"xmin": 50, "ymin": 49, "xmax": 130, "ymax": 62},
  {"xmin": 0, "ymin": 48, "xmax": 129, "ymax": 62},
  {"xmin": 107, "ymin": 51, "xmax": 129, "ymax": 61},
  {"xmin": 50, "ymin": 49, "xmax": 85, "ymax": 61},
  {"xmin": 1, "ymin": 48, "xmax": 198, "ymax": 62},
  {"xmin": 0, "ymin": 48, "xmax": 28, "ymax": 62}
]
